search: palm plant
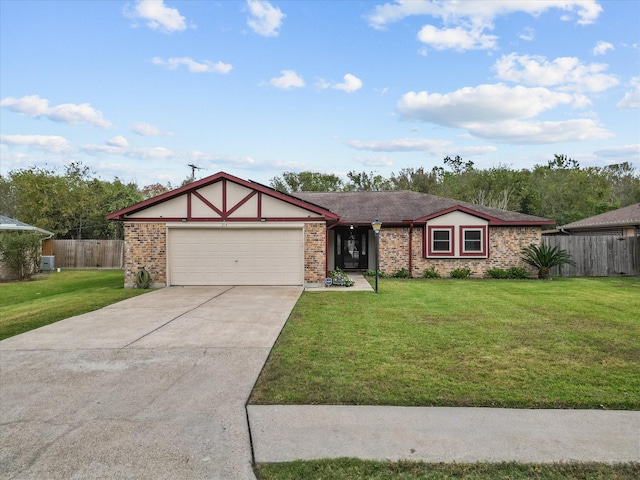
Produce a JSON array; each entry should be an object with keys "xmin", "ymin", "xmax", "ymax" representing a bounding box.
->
[{"xmin": 521, "ymin": 243, "xmax": 575, "ymax": 279}]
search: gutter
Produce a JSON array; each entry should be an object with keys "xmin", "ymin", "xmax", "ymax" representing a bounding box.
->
[{"xmin": 0, "ymin": 225, "xmax": 54, "ymax": 238}]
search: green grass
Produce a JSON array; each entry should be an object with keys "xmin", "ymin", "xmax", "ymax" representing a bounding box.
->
[
  {"xmin": 0, "ymin": 270, "xmax": 149, "ymax": 340},
  {"xmin": 250, "ymin": 277, "xmax": 640, "ymax": 409},
  {"xmin": 254, "ymin": 459, "xmax": 639, "ymax": 480}
]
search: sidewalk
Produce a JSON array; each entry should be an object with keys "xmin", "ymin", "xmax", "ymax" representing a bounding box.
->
[{"xmin": 248, "ymin": 405, "xmax": 640, "ymax": 464}]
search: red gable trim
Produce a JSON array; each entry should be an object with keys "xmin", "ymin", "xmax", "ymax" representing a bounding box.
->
[
  {"xmin": 107, "ymin": 171, "xmax": 339, "ymax": 221},
  {"xmin": 415, "ymin": 205, "xmax": 554, "ymax": 226}
]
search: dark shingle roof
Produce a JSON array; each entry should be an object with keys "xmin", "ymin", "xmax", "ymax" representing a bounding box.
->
[
  {"xmin": 293, "ymin": 191, "xmax": 551, "ymax": 225},
  {"xmin": 561, "ymin": 203, "xmax": 640, "ymax": 230}
]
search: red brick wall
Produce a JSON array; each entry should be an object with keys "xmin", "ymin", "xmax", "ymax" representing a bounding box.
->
[
  {"xmin": 123, "ymin": 223, "xmax": 167, "ymax": 287},
  {"xmin": 376, "ymin": 225, "xmax": 541, "ymax": 278},
  {"xmin": 304, "ymin": 222, "xmax": 326, "ymax": 285}
]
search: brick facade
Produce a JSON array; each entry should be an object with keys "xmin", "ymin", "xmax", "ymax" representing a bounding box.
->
[
  {"xmin": 378, "ymin": 228, "xmax": 410, "ymax": 274},
  {"xmin": 123, "ymin": 222, "xmax": 326, "ymax": 287},
  {"xmin": 376, "ymin": 225, "xmax": 541, "ymax": 278},
  {"xmin": 304, "ymin": 222, "xmax": 326, "ymax": 286},
  {"xmin": 123, "ymin": 221, "xmax": 539, "ymax": 286},
  {"xmin": 123, "ymin": 223, "xmax": 167, "ymax": 288}
]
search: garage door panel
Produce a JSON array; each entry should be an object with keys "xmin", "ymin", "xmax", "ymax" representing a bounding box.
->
[{"xmin": 169, "ymin": 228, "xmax": 303, "ymax": 286}]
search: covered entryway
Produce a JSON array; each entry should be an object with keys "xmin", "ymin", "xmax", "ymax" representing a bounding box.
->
[
  {"xmin": 334, "ymin": 226, "xmax": 369, "ymax": 270},
  {"xmin": 168, "ymin": 227, "xmax": 304, "ymax": 286}
]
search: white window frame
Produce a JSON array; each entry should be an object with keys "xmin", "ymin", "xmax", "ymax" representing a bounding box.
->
[
  {"xmin": 426, "ymin": 225, "xmax": 454, "ymax": 257},
  {"xmin": 459, "ymin": 226, "xmax": 487, "ymax": 257}
]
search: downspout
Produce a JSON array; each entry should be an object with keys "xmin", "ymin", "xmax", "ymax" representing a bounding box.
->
[{"xmin": 410, "ymin": 222, "xmax": 414, "ymax": 277}]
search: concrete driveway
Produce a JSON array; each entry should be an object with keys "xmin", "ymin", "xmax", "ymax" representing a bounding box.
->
[{"xmin": 0, "ymin": 286, "xmax": 302, "ymax": 480}]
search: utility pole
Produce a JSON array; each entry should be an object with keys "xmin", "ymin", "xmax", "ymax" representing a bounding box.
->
[{"xmin": 187, "ymin": 164, "xmax": 202, "ymax": 182}]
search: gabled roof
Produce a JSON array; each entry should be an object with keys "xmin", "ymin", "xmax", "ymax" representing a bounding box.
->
[
  {"xmin": 294, "ymin": 191, "xmax": 553, "ymax": 226},
  {"xmin": 561, "ymin": 203, "xmax": 640, "ymax": 231},
  {"xmin": 107, "ymin": 171, "xmax": 339, "ymax": 221},
  {"xmin": 0, "ymin": 215, "xmax": 54, "ymax": 236}
]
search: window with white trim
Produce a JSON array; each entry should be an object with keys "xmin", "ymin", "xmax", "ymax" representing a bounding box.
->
[
  {"xmin": 464, "ymin": 229, "xmax": 482, "ymax": 251},
  {"xmin": 459, "ymin": 226, "xmax": 487, "ymax": 257},
  {"xmin": 427, "ymin": 226, "xmax": 454, "ymax": 256}
]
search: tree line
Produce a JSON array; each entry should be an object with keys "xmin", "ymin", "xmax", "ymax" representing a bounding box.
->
[
  {"xmin": 0, "ymin": 155, "xmax": 638, "ymax": 239},
  {"xmin": 271, "ymin": 155, "xmax": 640, "ymax": 227}
]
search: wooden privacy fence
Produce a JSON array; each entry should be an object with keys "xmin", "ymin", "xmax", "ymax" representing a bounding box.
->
[
  {"xmin": 44, "ymin": 240, "xmax": 124, "ymax": 269},
  {"xmin": 543, "ymin": 235, "xmax": 640, "ymax": 277}
]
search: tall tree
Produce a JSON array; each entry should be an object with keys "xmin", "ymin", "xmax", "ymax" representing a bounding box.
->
[
  {"xmin": 344, "ymin": 171, "xmax": 392, "ymax": 191},
  {"xmin": 389, "ymin": 167, "xmax": 439, "ymax": 193},
  {"xmin": 2, "ymin": 162, "xmax": 143, "ymax": 239},
  {"xmin": 270, "ymin": 171, "xmax": 344, "ymax": 193}
]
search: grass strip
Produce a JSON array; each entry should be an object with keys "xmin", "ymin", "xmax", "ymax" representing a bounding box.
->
[
  {"xmin": 0, "ymin": 270, "xmax": 148, "ymax": 340},
  {"xmin": 255, "ymin": 459, "xmax": 639, "ymax": 480}
]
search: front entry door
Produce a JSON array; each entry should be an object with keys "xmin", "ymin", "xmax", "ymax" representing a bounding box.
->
[{"xmin": 335, "ymin": 227, "xmax": 369, "ymax": 270}]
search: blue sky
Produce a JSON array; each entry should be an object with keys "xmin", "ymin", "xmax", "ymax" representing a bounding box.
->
[{"xmin": 1, "ymin": 0, "xmax": 639, "ymax": 188}]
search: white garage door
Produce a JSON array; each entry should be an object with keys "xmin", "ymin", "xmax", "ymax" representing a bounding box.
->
[{"xmin": 168, "ymin": 228, "xmax": 304, "ymax": 286}]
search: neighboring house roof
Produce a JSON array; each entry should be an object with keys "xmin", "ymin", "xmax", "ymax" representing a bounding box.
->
[
  {"xmin": 0, "ymin": 215, "xmax": 54, "ymax": 237},
  {"xmin": 294, "ymin": 191, "xmax": 553, "ymax": 226},
  {"xmin": 560, "ymin": 203, "xmax": 640, "ymax": 231}
]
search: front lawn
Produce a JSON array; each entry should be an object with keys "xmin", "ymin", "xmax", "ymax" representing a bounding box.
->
[
  {"xmin": 250, "ymin": 277, "xmax": 640, "ymax": 409},
  {"xmin": 0, "ymin": 270, "xmax": 149, "ymax": 340}
]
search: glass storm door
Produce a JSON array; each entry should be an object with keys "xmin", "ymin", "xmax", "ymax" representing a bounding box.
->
[{"xmin": 335, "ymin": 227, "xmax": 368, "ymax": 270}]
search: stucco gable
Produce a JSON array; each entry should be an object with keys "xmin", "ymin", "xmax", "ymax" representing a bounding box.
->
[{"xmin": 108, "ymin": 172, "xmax": 338, "ymax": 222}]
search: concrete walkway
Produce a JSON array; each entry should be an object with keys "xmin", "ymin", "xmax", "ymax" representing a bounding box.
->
[
  {"xmin": 248, "ymin": 405, "xmax": 640, "ymax": 464},
  {"xmin": 0, "ymin": 286, "xmax": 302, "ymax": 480},
  {"xmin": 306, "ymin": 273, "xmax": 374, "ymax": 292}
]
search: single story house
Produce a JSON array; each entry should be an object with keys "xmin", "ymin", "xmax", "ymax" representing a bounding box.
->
[
  {"xmin": 0, "ymin": 215, "xmax": 54, "ymax": 280},
  {"xmin": 107, "ymin": 172, "xmax": 554, "ymax": 288},
  {"xmin": 553, "ymin": 203, "xmax": 640, "ymax": 237}
]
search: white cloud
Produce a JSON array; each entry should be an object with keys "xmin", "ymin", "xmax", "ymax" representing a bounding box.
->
[
  {"xmin": 366, "ymin": 0, "xmax": 602, "ymax": 30},
  {"xmin": 518, "ymin": 27, "xmax": 535, "ymax": 41},
  {"xmin": 455, "ymin": 145, "xmax": 498, "ymax": 156},
  {"xmin": 617, "ymin": 78, "xmax": 640, "ymax": 109},
  {"xmin": 347, "ymin": 138, "xmax": 497, "ymax": 157},
  {"xmin": 417, "ymin": 25, "xmax": 497, "ymax": 51},
  {"xmin": 398, "ymin": 84, "xmax": 581, "ymax": 126},
  {"xmin": 152, "ymin": 57, "xmax": 232, "ymax": 74},
  {"xmin": 1, "ymin": 95, "xmax": 112, "ymax": 128},
  {"xmin": 494, "ymin": 53, "xmax": 619, "ymax": 93},
  {"xmin": 366, "ymin": 1, "xmax": 601, "ymax": 53},
  {"xmin": 467, "ymin": 119, "xmax": 612, "ymax": 144},
  {"xmin": 247, "ymin": 0, "xmax": 285, "ymax": 37},
  {"xmin": 317, "ymin": 74, "xmax": 363, "ymax": 93},
  {"xmin": 80, "ymin": 140, "xmax": 257, "ymax": 168},
  {"xmin": 269, "ymin": 70, "xmax": 305, "ymax": 89},
  {"xmin": 347, "ymin": 137, "xmax": 451, "ymax": 153},
  {"xmin": 0, "ymin": 134, "xmax": 74, "ymax": 154},
  {"xmin": 107, "ymin": 135, "xmax": 129, "ymax": 148},
  {"xmin": 354, "ymin": 156, "xmax": 394, "ymax": 167},
  {"xmin": 593, "ymin": 41, "xmax": 614, "ymax": 56},
  {"xmin": 124, "ymin": 0, "xmax": 187, "ymax": 33},
  {"xmin": 594, "ymin": 144, "xmax": 640, "ymax": 158},
  {"xmin": 334, "ymin": 74, "xmax": 363, "ymax": 93},
  {"xmin": 132, "ymin": 121, "xmax": 173, "ymax": 136},
  {"xmin": 396, "ymin": 83, "xmax": 612, "ymax": 144}
]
